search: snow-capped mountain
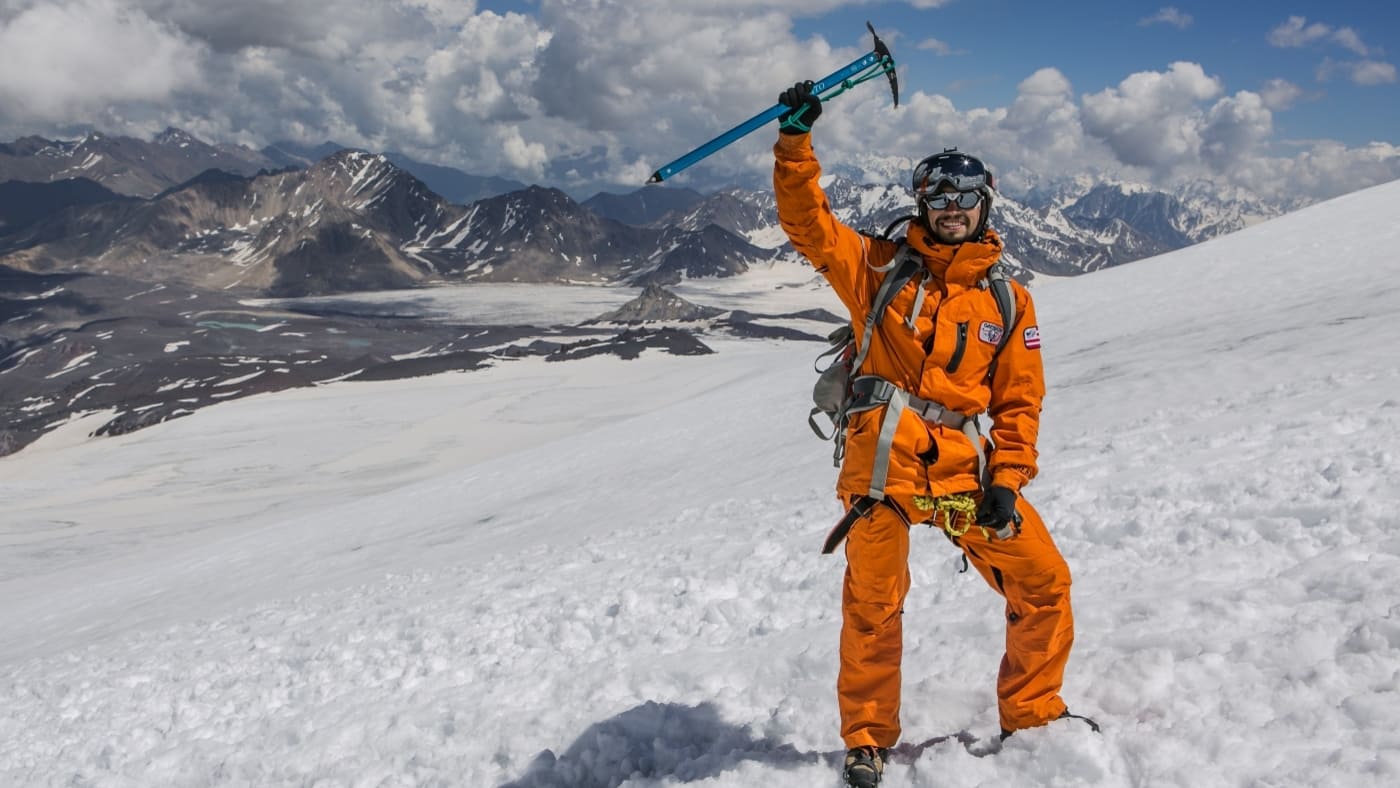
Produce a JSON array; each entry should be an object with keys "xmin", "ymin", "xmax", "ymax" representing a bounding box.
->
[
  {"xmin": 0, "ymin": 151, "xmax": 779, "ymax": 296},
  {"xmin": 612, "ymin": 174, "xmax": 1284, "ymax": 279},
  {"xmin": 0, "ymin": 127, "xmax": 1308, "ymax": 288},
  {"xmin": 1, "ymin": 150, "xmax": 454, "ymax": 296}
]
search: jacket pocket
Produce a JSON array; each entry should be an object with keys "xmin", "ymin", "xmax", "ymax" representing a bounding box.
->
[{"xmin": 924, "ymin": 423, "xmax": 982, "ymax": 495}]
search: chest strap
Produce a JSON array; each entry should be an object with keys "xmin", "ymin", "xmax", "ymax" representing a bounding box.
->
[{"xmin": 848, "ymin": 375, "xmax": 987, "ymax": 499}]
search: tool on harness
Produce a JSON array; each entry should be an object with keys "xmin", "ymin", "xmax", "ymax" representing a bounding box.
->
[{"xmin": 821, "ymin": 496, "xmax": 878, "ymax": 555}]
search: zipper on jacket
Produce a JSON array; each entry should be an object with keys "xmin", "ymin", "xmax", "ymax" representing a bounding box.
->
[{"xmin": 946, "ymin": 322, "xmax": 969, "ymax": 373}]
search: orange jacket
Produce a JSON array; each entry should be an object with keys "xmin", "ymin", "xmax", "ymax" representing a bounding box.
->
[{"xmin": 774, "ymin": 134, "xmax": 1044, "ymax": 512}]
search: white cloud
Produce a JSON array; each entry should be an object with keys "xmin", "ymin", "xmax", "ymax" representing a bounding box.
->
[
  {"xmin": 917, "ymin": 38, "xmax": 956, "ymax": 56},
  {"xmin": 1139, "ymin": 7, "xmax": 1192, "ymax": 29},
  {"xmin": 1258, "ymin": 79, "xmax": 1304, "ymax": 110},
  {"xmin": 1200, "ymin": 91, "xmax": 1273, "ymax": 169},
  {"xmin": 496, "ymin": 125, "xmax": 549, "ymax": 177},
  {"xmin": 1349, "ymin": 60, "xmax": 1398, "ymax": 86},
  {"xmin": 1317, "ymin": 57, "xmax": 1400, "ymax": 86},
  {"xmin": 0, "ymin": 1, "xmax": 1394, "ymax": 205},
  {"xmin": 1001, "ymin": 68, "xmax": 1085, "ymax": 164},
  {"xmin": 1080, "ymin": 62, "xmax": 1223, "ymax": 171},
  {"xmin": 1228, "ymin": 141, "xmax": 1400, "ymax": 204},
  {"xmin": 1268, "ymin": 16, "xmax": 1372, "ymax": 56},
  {"xmin": 0, "ymin": 0, "xmax": 208, "ymax": 123},
  {"xmin": 1268, "ymin": 16, "xmax": 1333, "ymax": 48},
  {"xmin": 1329, "ymin": 27, "xmax": 1371, "ymax": 57}
]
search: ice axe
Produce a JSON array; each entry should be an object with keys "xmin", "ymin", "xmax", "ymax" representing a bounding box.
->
[{"xmin": 646, "ymin": 21, "xmax": 898, "ymax": 184}]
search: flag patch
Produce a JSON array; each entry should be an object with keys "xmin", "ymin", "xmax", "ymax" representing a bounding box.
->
[
  {"xmin": 978, "ymin": 321, "xmax": 1004, "ymax": 345},
  {"xmin": 1023, "ymin": 326, "xmax": 1041, "ymax": 350}
]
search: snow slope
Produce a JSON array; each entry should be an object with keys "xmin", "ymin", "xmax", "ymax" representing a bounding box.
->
[{"xmin": 2, "ymin": 180, "xmax": 1399, "ymax": 786}]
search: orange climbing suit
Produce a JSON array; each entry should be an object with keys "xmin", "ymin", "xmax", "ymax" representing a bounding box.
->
[{"xmin": 774, "ymin": 132, "xmax": 1075, "ymax": 746}]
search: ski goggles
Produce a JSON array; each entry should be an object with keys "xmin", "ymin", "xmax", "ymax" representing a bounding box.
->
[
  {"xmin": 911, "ymin": 151, "xmax": 994, "ymax": 195},
  {"xmin": 921, "ymin": 191, "xmax": 984, "ymax": 211}
]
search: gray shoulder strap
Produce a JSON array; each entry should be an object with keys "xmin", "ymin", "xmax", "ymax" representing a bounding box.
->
[{"xmin": 849, "ymin": 244, "xmax": 921, "ymax": 377}]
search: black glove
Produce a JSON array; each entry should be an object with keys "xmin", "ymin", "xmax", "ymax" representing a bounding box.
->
[
  {"xmin": 777, "ymin": 81, "xmax": 822, "ymax": 135},
  {"xmin": 976, "ymin": 486, "xmax": 1022, "ymax": 539}
]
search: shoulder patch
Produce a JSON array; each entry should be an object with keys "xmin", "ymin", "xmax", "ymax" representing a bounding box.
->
[
  {"xmin": 1023, "ymin": 326, "xmax": 1041, "ymax": 350},
  {"xmin": 978, "ymin": 321, "xmax": 1005, "ymax": 345}
]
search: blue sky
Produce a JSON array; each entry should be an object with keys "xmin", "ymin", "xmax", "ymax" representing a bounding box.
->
[
  {"xmin": 1, "ymin": 1, "xmax": 1396, "ymax": 201},
  {"xmin": 800, "ymin": 1, "xmax": 1398, "ymax": 146}
]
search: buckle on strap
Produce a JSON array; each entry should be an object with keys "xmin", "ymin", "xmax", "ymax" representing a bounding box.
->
[
  {"xmin": 850, "ymin": 376, "xmax": 968, "ymax": 428},
  {"xmin": 910, "ymin": 396, "xmax": 948, "ymax": 424},
  {"xmin": 909, "ymin": 394, "xmax": 967, "ymax": 428},
  {"xmin": 849, "ymin": 376, "xmax": 896, "ymax": 410}
]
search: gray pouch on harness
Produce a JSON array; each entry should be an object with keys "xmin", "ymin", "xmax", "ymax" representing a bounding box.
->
[{"xmin": 809, "ymin": 324, "xmax": 855, "ymax": 441}]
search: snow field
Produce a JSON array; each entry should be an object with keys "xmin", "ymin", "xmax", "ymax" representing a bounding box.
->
[{"xmin": 3, "ymin": 179, "xmax": 1400, "ymax": 786}]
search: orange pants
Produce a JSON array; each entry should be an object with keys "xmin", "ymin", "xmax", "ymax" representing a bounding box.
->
[{"xmin": 838, "ymin": 495, "xmax": 1074, "ymax": 748}]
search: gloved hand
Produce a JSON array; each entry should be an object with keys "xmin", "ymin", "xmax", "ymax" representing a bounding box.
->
[
  {"xmin": 976, "ymin": 486, "xmax": 1022, "ymax": 539},
  {"xmin": 777, "ymin": 80, "xmax": 822, "ymax": 135}
]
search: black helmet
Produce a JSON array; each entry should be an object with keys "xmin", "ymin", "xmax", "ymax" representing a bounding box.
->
[{"xmin": 910, "ymin": 148, "xmax": 995, "ymax": 241}]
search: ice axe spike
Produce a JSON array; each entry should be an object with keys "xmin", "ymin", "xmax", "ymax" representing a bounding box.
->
[{"xmin": 646, "ymin": 21, "xmax": 897, "ymax": 184}]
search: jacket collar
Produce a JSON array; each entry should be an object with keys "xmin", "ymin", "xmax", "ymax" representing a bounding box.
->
[{"xmin": 906, "ymin": 226, "xmax": 1004, "ymax": 287}]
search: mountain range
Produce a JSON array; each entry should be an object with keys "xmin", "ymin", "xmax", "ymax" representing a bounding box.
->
[
  {"xmin": 0, "ymin": 147, "xmax": 774, "ymax": 297},
  {"xmin": 0, "ymin": 128, "xmax": 1290, "ymax": 295},
  {"xmin": 0, "ymin": 127, "xmax": 1356, "ymax": 457}
]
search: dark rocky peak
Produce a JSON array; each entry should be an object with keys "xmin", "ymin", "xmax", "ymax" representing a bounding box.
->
[
  {"xmin": 310, "ymin": 150, "xmax": 422, "ymax": 201},
  {"xmin": 0, "ymin": 178, "xmax": 128, "ymax": 235},
  {"xmin": 261, "ymin": 140, "xmax": 352, "ymax": 168},
  {"xmin": 590, "ymin": 283, "xmax": 724, "ymax": 324},
  {"xmin": 312, "ymin": 149, "xmax": 402, "ymax": 190},
  {"xmin": 1065, "ymin": 184, "xmax": 1193, "ymax": 249},
  {"xmin": 653, "ymin": 188, "xmax": 772, "ymax": 236},
  {"xmin": 584, "ymin": 186, "xmax": 707, "ymax": 226},
  {"xmin": 301, "ymin": 150, "xmax": 453, "ymax": 236},
  {"xmin": 0, "ymin": 136, "xmax": 58, "ymax": 156},
  {"xmin": 152, "ymin": 127, "xmax": 212, "ymax": 154},
  {"xmin": 155, "ymin": 126, "xmax": 192, "ymax": 143},
  {"xmin": 635, "ymin": 223, "xmax": 773, "ymax": 285},
  {"xmin": 478, "ymin": 184, "xmax": 607, "ymax": 231},
  {"xmin": 155, "ymin": 168, "xmax": 251, "ymax": 198},
  {"xmin": 511, "ymin": 184, "xmax": 583, "ymax": 211}
]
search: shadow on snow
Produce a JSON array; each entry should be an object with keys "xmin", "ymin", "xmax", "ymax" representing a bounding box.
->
[
  {"xmin": 498, "ymin": 701, "xmax": 995, "ymax": 787},
  {"xmin": 498, "ymin": 701, "xmax": 825, "ymax": 787}
]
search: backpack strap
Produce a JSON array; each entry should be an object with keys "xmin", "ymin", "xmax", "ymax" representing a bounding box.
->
[
  {"xmin": 982, "ymin": 262, "xmax": 1017, "ymax": 384},
  {"xmin": 984, "ymin": 262, "xmax": 1016, "ymax": 353},
  {"xmin": 848, "ymin": 243, "xmax": 921, "ymax": 378},
  {"xmin": 810, "ymin": 243, "xmax": 923, "ymax": 463}
]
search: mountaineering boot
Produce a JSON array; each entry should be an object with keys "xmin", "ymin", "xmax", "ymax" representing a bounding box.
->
[
  {"xmin": 842, "ymin": 746, "xmax": 887, "ymax": 788},
  {"xmin": 1000, "ymin": 709, "xmax": 1102, "ymax": 741}
]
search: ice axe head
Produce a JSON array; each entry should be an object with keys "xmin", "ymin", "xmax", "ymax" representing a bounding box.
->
[{"xmin": 867, "ymin": 21, "xmax": 898, "ymax": 107}]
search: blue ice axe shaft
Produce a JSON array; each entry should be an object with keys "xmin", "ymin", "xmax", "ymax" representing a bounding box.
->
[{"xmin": 647, "ymin": 30, "xmax": 894, "ymax": 184}]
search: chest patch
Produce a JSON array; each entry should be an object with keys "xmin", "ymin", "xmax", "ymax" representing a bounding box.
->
[
  {"xmin": 978, "ymin": 321, "xmax": 1004, "ymax": 345},
  {"xmin": 1023, "ymin": 326, "xmax": 1042, "ymax": 350}
]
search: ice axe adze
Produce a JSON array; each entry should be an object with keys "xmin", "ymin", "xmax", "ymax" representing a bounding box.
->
[{"xmin": 646, "ymin": 21, "xmax": 897, "ymax": 184}]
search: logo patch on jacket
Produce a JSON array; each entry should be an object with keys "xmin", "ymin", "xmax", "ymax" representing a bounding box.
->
[
  {"xmin": 1023, "ymin": 326, "xmax": 1041, "ymax": 350},
  {"xmin": 978, "ymin": 321, "xmax": 1004, "ymax": 345}
]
